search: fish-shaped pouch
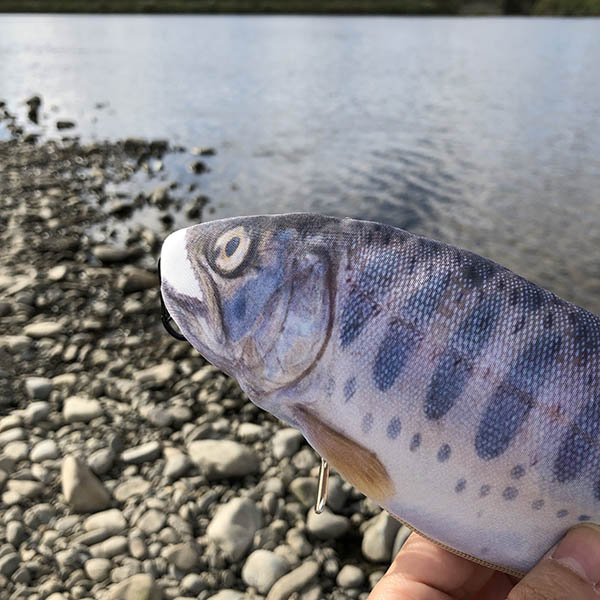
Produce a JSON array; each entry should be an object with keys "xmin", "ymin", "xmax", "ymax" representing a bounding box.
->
[{"xmin": 160, "ymin": 213, "xmax": 600, "ymax": 577}]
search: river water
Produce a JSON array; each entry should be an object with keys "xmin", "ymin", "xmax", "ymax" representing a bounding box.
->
[{"xmin": 1, "ymin": 15, "xmax": 600, "ymax": 310}]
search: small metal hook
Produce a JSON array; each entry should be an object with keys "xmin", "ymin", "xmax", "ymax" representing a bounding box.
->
[
  {"xmin": 315, "ymin": 456, "xmax": 330, "ymax": 514},
  {"xmin": 157, "ymin": 258, "xmax": 187, "ymax": 341}
]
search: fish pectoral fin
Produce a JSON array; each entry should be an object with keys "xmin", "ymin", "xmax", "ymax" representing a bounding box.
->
[{"xmin": 292, "ymin": 404, "xmax": 394, "ymax": 503}]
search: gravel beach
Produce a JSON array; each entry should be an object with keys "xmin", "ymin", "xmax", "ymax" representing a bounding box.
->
[{"xmin": 0, "ymin": 101, "xmax": 411, "ymax": 600}]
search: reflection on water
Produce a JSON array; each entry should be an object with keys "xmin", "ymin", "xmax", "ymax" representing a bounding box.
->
[{"xmin": 1, "ymin": 16, "xmax": 600, "ymax": 310}]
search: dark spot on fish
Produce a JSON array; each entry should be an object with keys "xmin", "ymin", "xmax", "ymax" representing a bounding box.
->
[
  {"xmin": 224, "ymin": 236, "xmax": 240, "ymax": 257},
  {"xmin": 402, "ymin": 271, "xmax": 451, "ymax": 326},
  {"xmin": 513, "ymin": 316, "xmax": 526, "ymax": 335},
  {"xmin": 340, "ymin": 291, "xmax": 378, "ymax": 348},
  {"xmin": 569, "ymin": 310, "xmax": 600, "ymax": 366},
  {"xmin": 343, "ymin": 377, "xmax": 356, "ymax": 402},
  {"xmin": 410, "ymin": 433, "xmax": 421, "ymax": 452},
  {"xmin": 475, "ymin": 386, "xmax": 534, "ymax": 460},
  {"xmin": 425, "ymin": 294, "xmax": 502, "ymax": 420},
  {"xmin": 476, "ymin": 333, "xmax": 561, "ymax": 460},
  {"xmin": 462, "ymin": 253, "xmax": 496, "ymax": 288},
  {"xmin": 553, "ymin": 393, "xmax": 600, "ymax": 483},
  {"xmin": 362, "ymin": 412, "xmax": 373, "ymax": 434},
  {"xmin": 557, "ymin": 509, "xmax": 568, "ymax": 518},
  {"xmin": 425, "ymin": 352, "xmax": 470, "ymax": 420},
  {"xmin": 437, "ymin": 444, "xmax": 451, "ymax": 462},
  {"xmin": 419, "ymin": 237, "xmax": 442, "ymax": 257},
  {"xmin": 232, "ymin": 293, "xmax": 246, "ymax": 319},
  {"xmin": 579, "ymin": 515, "xmax": 591, "ymax": 521},
  {"xmin": 503, "ymin": 486, "xmax": 518, "ymax": 500},
  {"xmin": 373, "ymin": 322, "xmax": 420, "ymax": 392},
  {"xmin": 510, "ymin": 282, "xmax": 545, "ymax": 312},
  {"xmin": 455, "ymin": 478, "xmax": 466, "ymax": 493},
  {"xmin": 511, "ymin": 464, "xmax": 526, "ymax": 479},
  {"xmin": 479, "ymin": 484, "xmax": 491, "ymax": 497},
  {"xmin": 532, "ymin": 499, "xmax": 544, "ymax": 510},
  {"xmin": 386, "ymin": 417, "xmax": 401, "ymax": 440},
  {"xmin": 340, "ymin": 251, "xmax": 402, "ymax": 348},
  {"xmin": 325, "ymin": 377, "xmax": 336, "ymax": 396}
]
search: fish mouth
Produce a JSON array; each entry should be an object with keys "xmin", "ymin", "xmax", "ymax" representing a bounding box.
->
[{"xmin": 158, "ymin": 258, "xmax": 187, "ymax": 341}]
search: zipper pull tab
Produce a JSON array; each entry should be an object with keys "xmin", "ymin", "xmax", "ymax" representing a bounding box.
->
[{"xmin": 315, "ymin": 456, "xmax": 330, "ymax": 514}]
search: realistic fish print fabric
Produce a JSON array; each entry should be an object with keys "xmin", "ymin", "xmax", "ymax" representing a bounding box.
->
[{"xmin": 159, "ymin": 213, "xmax": 600, "ymax": 575}]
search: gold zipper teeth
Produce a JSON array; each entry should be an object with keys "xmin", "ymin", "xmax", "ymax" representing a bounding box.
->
[{"xmin": 389, "ymin": 511, "xmax": 526, "ymax": 579}]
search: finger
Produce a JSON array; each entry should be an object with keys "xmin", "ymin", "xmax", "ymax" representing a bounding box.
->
[
  {"xmin": 509, "ymin": 524, "xmax": 600, "ymax": 600},
  {"xmin": 477, "ymin": 570, "xmax": 516, "ymax": 600},
  {"xmin": 368, "ymin": 532, "xmax": 496, "ymax": 600}
]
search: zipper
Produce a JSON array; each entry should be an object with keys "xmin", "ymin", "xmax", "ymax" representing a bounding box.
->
[{"xmin": 388, "ymin": 510, "xmax": 526, "ymax": 579}]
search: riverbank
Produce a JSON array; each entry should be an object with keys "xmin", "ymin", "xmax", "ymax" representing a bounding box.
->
[{"xmin": 0, "ymin": 100, "xmax": 412, "ymax": 599}]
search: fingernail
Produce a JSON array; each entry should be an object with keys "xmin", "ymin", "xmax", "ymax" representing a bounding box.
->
[{"xmin": 552, "ymin": 524, "xmax": 600, "ymax": 587}]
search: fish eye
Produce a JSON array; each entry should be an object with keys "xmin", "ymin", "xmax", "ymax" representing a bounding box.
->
[{"xmin": 211, "ymin": 226, "xmax": 252, "ymax": 275}]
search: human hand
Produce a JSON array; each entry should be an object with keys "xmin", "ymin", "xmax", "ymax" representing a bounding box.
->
[{"xmin": 368, "ymin": 524, "xmax": 600, "ymax": 599}]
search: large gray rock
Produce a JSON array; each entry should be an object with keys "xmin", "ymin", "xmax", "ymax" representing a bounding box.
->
[
  {"xmin": 118, "ymin": 266, "xmax": 156, "ymax": 294},
  {"xmin": 361, "ymin": 512, "xmax": 401, "ymax": 563},
  {"xmin": 84, "ymin": 509, "xmax": 127, "ymax": 535},
  {"xmin": 188, "ymin": 440, "xmax": 258, "ymax": 479},
  {"xmin": 133, "ymin": 361, "xmax": 175, "ymax": 387},
  {"xmin": 336, "ymin": 564, "xmax": 365, "ymax": 588},
  {"xmin": 162, "ymin": 542, "xmax": 201, "ymax": 573},
  {"xmin": 242, "ymin": 549, "xmax": 290, "ymax": 594},
  {"xmin": 63, "ymin": 396, "xmax": 103, "ymax": 423},
  {"xmin": 206, "ymin": 592, "xmax": 245, "ymax": 600},
  {"xmin": 121, "ymin": 441, "xmax": 161, "ymax": 464},
  {"xmin": 206, "ymin": 497, "xmax": 263, "ymax": 561},
  {"xmin": 30, "ymin": 439, "xmax": 59, "ymax": 462},
  {"xmin": 114, "ymin": 477, "xmax": 151, "ymax": 502},
  {"xmin": 392, "ymin": 524, "xmax": 412, "ymax": 557},
  {"xmin": 266, "ymin": 560, "xmax": 319, "ymax": 600},
  {"xmin": 289, "ymin": 477, "xmax": 317, "ymax": 508},
  {"xmin": 0, "ymin": 552, "xmax": 19, "ymax": 577},
  {"xmin": 61, "ymin": 455, "xmax": 111, "ymax": 513},
  {"xmin": 107, "ymin": 573, "xmax": 162, "ymax": 600},
  {"xmin": 23, "ymin": 321, "xmax": 63, "ymax": 338},
  {"xmin": 25, "ymin": 377, "xmax": 53, "ymax": 400},
  {"xmin": 272, "ymin": 428, "xmax": 303, "ymax": 459},
  {"xmin": 84, "ymin": 557, "xmax": 112, "ymax": 582},
  {"xmin": 137, "ymin": 509, "xmax": 166, "ymax": 535},
  {"xmin": 306, "ymin": 507, "xmax": 350, "ymax": 540}
]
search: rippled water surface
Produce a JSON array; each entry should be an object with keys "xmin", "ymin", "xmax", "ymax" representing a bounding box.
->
[{"xmin": 1, "ymin": 15, "xmax": 600, "ymax": 310}]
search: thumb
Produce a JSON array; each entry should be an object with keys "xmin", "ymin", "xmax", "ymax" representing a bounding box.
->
[{"xmin": 509, "ymin": 524, "xmax": 600, "ymax": 600}]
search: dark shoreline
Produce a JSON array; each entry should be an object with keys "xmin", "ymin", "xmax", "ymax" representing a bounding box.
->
[{"xmin": 1, "ymin": 1, "xmax": 599, "ymax": 16}]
